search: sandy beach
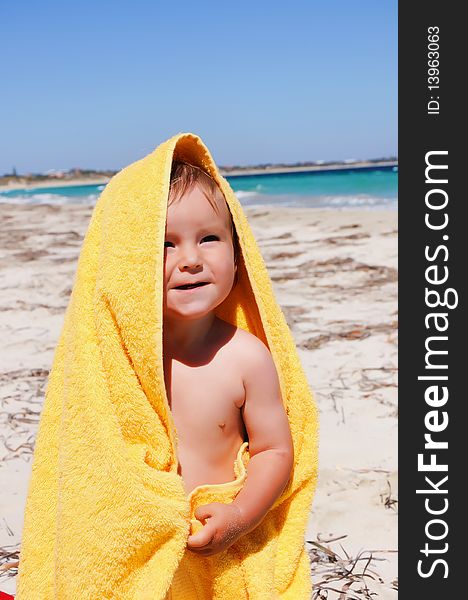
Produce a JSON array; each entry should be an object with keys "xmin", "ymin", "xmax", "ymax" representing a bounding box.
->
[{"xmin": 0, "ymin": 203, "xmax": 397, "ymax": 598}]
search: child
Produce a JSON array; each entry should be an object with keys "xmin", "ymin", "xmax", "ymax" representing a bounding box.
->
[
  {"xmin": 163, "ymin": 161, "xmax": 294, "ymax": 557},
  {"xmin": 16, "ymin": 133, "xmax": 318, "ymax": 600}
]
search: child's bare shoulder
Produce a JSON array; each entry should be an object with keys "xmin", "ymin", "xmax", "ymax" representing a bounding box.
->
[
  {"xmin": 231, "ymin": 325, "xmax": 267, "ymax": 352},
  {"xmin": 215, "ymin": 319, "xmax": 276, "ymax": 379},
  {"xmin": 230, "ymin": 326, "xmax": 277, "ymax": 376},
  {"xmin": 230, "ymin": 327, "xmax": 286, "ymax": 453}
]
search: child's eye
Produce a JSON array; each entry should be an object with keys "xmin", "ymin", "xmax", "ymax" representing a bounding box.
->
[
  {"xmin": 164, "ymin": 241, "xmax": 174, "ymax": 248},
  {"xmin": 202, "ymin": 235, "xmax": 219, "ymax": 242}
]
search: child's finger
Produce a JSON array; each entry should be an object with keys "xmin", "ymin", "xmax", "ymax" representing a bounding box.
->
[
  {"xmin": 193, "ymin": 503, "xmax": 217, "ymax": 521},
  {"xmin": 187, "ymin": 524, "xmax": 215, "ymax": 549}
]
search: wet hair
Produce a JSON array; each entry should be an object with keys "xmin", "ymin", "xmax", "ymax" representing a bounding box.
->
[{"xmin": 168, "ymin": 161, "xmax": 240, "ymax": 281}]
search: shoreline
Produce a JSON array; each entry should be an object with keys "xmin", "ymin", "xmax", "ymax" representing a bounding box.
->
[
  {"xmin": 0, "ymin": 201, "xmax": 397, "ymax": 213},
  {"xmin": 0, "ymin": 177, "xmax": 110, "ymax": 193},
  {"xmin": 0, "ymin": 160, "xmax": 397, "ymax": 192},
  {"xmin": 0, "ymin": 201, "xmax": 398, "ymax": 214}
]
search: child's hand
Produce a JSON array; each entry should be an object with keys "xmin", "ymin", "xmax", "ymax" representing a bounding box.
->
[{"xmin": 186, "ymin": 503, "xmax": 247, "ymax": 556}]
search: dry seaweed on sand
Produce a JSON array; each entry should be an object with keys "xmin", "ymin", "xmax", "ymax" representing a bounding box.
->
[
  {"xmin": 307, "ymin": 538, "xmax": 397, "ymax": 599},
  {"xmin": 0, "ymin": 544, "xmax": 20, "ymax": 582}
]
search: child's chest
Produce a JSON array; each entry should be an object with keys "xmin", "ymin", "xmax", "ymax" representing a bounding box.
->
[{"xmin": 164, "ymin": 357, "xmax": 246, "ymax": 442}]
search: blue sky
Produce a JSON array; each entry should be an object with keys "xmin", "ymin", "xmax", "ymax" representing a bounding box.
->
[{"xmin": 0, "ymin": 1, "xmax": 397, "ymax": 173}]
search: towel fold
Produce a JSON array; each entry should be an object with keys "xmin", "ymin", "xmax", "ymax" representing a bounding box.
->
[{"xmin": 16, "ymin": 133, "xmax": 319, "ymax": 599}]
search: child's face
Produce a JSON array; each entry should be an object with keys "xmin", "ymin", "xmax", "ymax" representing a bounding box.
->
[{"xmin": 163, "ymin": 183, "xmax": 237, "ymax": 321}]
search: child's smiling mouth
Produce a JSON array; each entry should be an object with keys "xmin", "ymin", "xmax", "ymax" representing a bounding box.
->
[{"xmin": 173, "ymin": 282, "xmax": 211, "ymax": 291}]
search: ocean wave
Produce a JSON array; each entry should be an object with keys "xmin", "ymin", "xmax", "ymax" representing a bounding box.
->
[
  {"xmin": 233, "ymin": 190, "xmax": 397, "ymax": 209},
  {"xmin": 325, "ymin": 194, "xmax": 397, "ymax": 207},
  {"xmin": 1, "ymin": 188, "xmax": 397, "ymax": 210},
  {"xmin": 233, "ymin": 190, "xmax": 263, "ymax": 200},
  {"xmin": 0, "ymin": 192, "xmax": 100, "ymax": 205}
]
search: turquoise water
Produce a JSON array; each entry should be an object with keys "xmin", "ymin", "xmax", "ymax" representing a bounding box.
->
[{"xmin": 0, "ymin": 165, "xmax": 397, "ymax": 209}]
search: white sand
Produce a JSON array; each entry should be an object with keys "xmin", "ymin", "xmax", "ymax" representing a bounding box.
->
[{"xmin": 0, "ymin": 203, "xmax": 397, "ymax": 598}]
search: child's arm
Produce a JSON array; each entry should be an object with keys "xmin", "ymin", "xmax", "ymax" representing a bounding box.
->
[
  {"xmin": 187, "ymin": 336, "xmax": 294, "ymax": 556},
  {"xmin": 231, "ymin": 337, "xmax": 294, "ymax": 532}
]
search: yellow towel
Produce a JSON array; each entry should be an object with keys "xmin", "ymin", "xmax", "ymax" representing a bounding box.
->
[{"xmin": 16, "ymin": 133, "xmax": 319, "ymax": 599}]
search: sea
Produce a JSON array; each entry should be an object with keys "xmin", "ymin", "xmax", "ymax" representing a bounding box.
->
[{"xmin": 0, "ymin": 165, "xmax": 397, "ymax": 210}]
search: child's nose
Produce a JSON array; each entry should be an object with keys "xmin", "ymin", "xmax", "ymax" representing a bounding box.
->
[{"xmin": 178, "ymin": 247, "xmax": 202, "ymax": 271}]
